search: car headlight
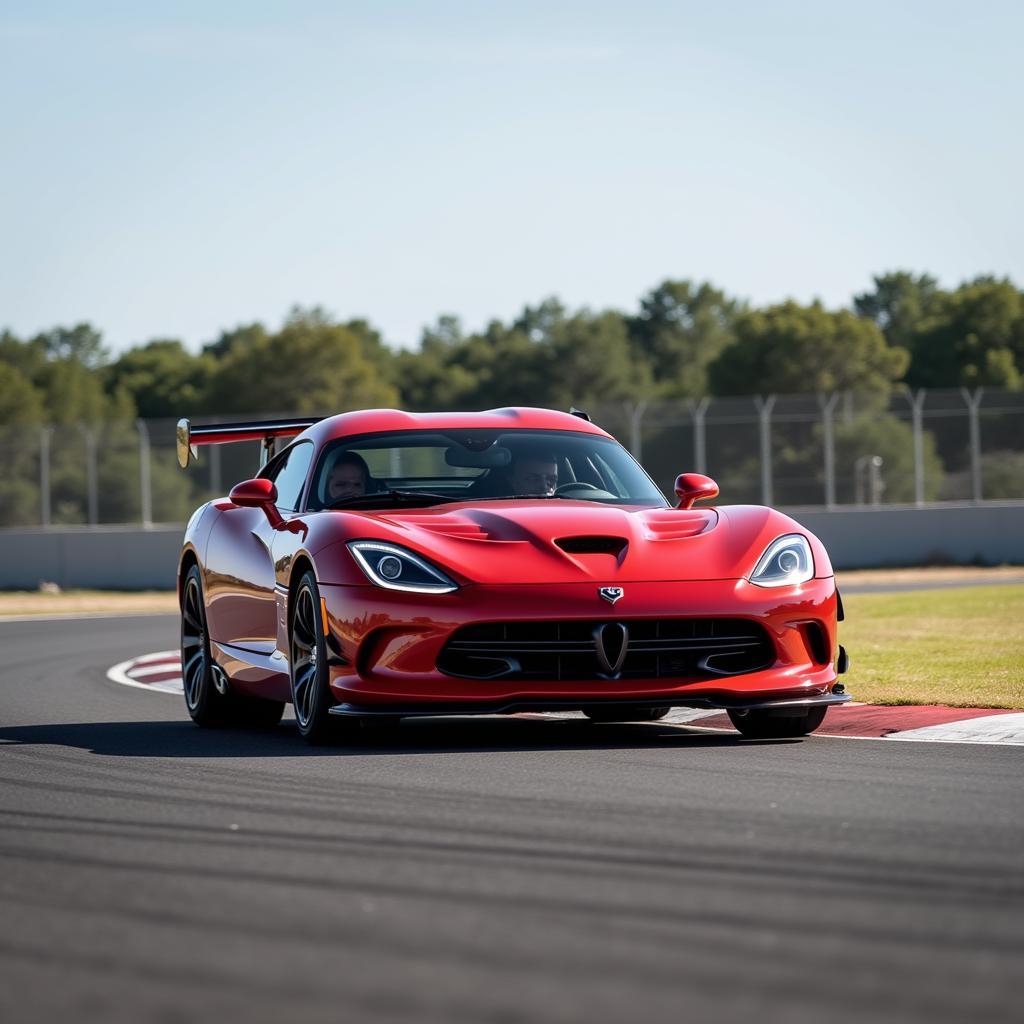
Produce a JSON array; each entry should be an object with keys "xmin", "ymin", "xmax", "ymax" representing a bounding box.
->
[
  {"xmin": 749, "ymin": 534, "xmax": 814, "ymax": 587},
  {"xmin": 347, "ymin": 541, "xmax": 458, "ymax": 594}
]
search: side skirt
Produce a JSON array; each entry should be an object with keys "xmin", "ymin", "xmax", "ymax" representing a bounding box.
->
[{"xmin": 210, "ymin": 639, "xmax": 291, "ymax": 702}]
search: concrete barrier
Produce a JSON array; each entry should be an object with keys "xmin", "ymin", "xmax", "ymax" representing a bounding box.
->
[
  {"xmin": 0, "ymin": 525, "xmax": 184, "ymax": 590},
  {"xmin": 1, "ymin": 503, "xmax": 1022, "ymax": 589},
  {"xmin": 784, "ymin": 502, "xmax": 1024, "ymax": 569}
]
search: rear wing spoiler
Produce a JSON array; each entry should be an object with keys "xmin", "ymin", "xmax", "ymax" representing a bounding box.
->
[{"xmin": 176, "ymin": 417, "xmax": 320, "ymax": 469}]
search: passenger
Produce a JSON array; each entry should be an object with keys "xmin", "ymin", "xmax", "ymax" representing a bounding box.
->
[{"xmin": 326, "ymin": 452, "xmax": 373, "ymax": 502}]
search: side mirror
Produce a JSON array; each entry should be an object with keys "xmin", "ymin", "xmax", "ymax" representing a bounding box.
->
[
  {"xmin": 229, "ymin": 478, "xmax": 283, "ymax": 528},
  {"xmin": 674, "ymin": 473, "xmax": 719, "ymax": 509}
]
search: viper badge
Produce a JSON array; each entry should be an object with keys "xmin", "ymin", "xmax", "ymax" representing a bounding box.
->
[{"xmin": 599, "ymin": 586, "xmax": 624, "ymax": 605}]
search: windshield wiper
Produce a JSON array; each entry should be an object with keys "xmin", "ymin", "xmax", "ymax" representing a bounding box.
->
[{"xmin": 326, "ymin": 489, "xmax": 464, "ymax": 510}]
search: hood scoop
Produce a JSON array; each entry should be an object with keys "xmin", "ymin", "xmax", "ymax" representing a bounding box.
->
[
  {"xmin": 642, "ymin": 510, "xmax": 717, "ymax": 541},
  {"xmin": 554, "ymin": 535, "xmax": 628, "ymax": 557}
]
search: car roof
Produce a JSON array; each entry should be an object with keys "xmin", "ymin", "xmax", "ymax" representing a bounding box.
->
[{"xmin": 301, "ymin": 407, "xmax": 613, "ymax": 445}]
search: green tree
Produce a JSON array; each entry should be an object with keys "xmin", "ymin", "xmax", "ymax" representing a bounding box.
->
[
  {"xmin": 0, "ymin": 362, "xmax": 46, "ymax": 526},
  {"xmin": 543, "ymin": 310, "xmax": 650, "ymax": 408},
  {"xmin": 108, "ymin": 339, "xmax": 214, "ymax": 419},
  {"xmin": 204, "ymin": 308, "xmax": 398, "ymax": 414},
  {"xmin": 904, "ymin": 277, "xmax": 1024, "ymax": 389},
  {"xmin": 708, "ymin": 300, "xmax": 909, "ymax": 396},
  {"xmin": 853, "ymin": 271, "xmax": 942, "ymax": 352},
  {"xmin": 833, "ymin": 414, "xmax": 944, "ymax": 504},
  {"xmin": 628, "ymin": 280, "xmax": 741, "ymax": 397},
  {"xmin": 31, "ymin": 323, "xmax": 108, "ymax": 370},
  {"xmin": 201, "ymin": 322, "xmax": 269, "ymax": 361}
]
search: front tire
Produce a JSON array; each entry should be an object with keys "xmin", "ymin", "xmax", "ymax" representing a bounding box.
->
[
  {"xmin": 727, "ymin": 705, "xmax": 828, "ymax": 739},
  {"xmin": 290, "ymin": 571, "xmax": 344, "ymax": 744}
]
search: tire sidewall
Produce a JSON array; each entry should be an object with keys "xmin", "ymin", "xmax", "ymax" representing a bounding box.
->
[
  {"xmin": 181, "ymin": 565, "xmax": 217, "ymax": 723},
  {"xmin": 291, "ymin": 571, "xmax": 332, "ymax": 740}
]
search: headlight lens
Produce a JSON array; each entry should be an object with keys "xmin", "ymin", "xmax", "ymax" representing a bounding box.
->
[
  {"xmin": 347, "ymin": 541, "xmax": 458, "ymax": 594},
  {"xmin": 750, "ymin": 534, "xmax": 814, "ymax": 587}
]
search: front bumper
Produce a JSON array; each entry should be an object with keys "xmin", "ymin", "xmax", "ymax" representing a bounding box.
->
[{"xmin": 320, "ymin": 576, "xmax": 845, "ymax": 714}]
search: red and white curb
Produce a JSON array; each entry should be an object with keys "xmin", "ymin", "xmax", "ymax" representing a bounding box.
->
[
  {"xmin": 108, "ymin": 652, "xmax": 1024, "ymax": 746},
  {"xmin": 107, "ymin": 650, "xmax": 183, "ymax": 696}
]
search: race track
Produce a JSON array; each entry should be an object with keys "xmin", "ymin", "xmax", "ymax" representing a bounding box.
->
[{"xmin": 1, "ymin": 615, "xmax": 1022, "ymax": 1024}]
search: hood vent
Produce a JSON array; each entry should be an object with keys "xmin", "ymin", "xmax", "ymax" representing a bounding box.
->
[
  {"xmin": 382, "ymin": 514, "xmax": 490, "ymax": 540},
  {"xmin": 554, "ymin": 535, "xmax": 628, "ymax": 557},
  {"xmin": 643, "ymin": 510, "xmax": 716, "ymax": 540}
]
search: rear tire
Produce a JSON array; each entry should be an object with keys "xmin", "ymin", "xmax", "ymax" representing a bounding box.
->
[
  {"xmin": 727, "ymin": 705, "xmax": 828, "ymax": 739},
  {"xmin": 180, "ymin": 565, "xmax": 285, "ymax": 729},
  {"xmin": 583, "ymin": 706, "xmax": 671, "ymax": 723},
  {"xmin": 181, "ymin": 565, "xmax": 228, "ymax": 727}
]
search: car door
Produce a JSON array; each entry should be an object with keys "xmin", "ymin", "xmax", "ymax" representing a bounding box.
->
[{"xmin": 205, "ymin": 441, "xmax": 315, "ymax": 654}]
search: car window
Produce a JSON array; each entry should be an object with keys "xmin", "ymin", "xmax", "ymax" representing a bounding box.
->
[
  {"xmin": 308, "ymin": 429, "xmax": 668, "ymax": 509},
  {"xmin": 267, "ymin": 441, "xmax": 314, "ymax": 512}
]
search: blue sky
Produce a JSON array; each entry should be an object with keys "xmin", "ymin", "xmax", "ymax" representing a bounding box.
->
[{"xmin": 2, "ymin": 1, "xmax": 1021, "ymax": 354}]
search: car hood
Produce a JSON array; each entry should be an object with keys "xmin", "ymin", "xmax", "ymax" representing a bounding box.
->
[{"xmin": 336, "ymin": 500, "xmax": 808, "ymax": 585}]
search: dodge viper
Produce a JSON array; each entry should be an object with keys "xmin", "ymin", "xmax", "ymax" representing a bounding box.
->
[{"xmin": 175, "ymin": 407, "xmax": 849, "ymax": 743}]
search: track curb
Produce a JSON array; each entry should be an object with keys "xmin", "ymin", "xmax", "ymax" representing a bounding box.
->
[{"xmin": 107, "ymin": 652, "xmax": 1024, "ymax": 745}]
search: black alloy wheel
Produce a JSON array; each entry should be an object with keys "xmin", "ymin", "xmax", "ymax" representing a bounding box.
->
[
  {"xmin": 290, "ymin": 570, "xmax": 348, "ymax": 744},
  {"xmin": 180, "ymin": 564, "xmax": 284, "ymax": 729},
  {"xmin": 180, "ymin": 565, "xmax": 228, "ymax": 726},
  {"xmin": 727, "ymin": 705, "xmax": 828, "ymax": 739},
  {"xmin": 583, "ymin": 706, "xmax": 671, "ymax": 723}
]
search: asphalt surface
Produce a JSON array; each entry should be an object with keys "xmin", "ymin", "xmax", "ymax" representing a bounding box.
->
[{"xmin": 1, "ymin": 616, "xmax": 1022, "ymax": 1024}]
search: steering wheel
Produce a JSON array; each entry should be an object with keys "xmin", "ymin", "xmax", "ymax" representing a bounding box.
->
[{"xmin": 554, "ymin": 481, "xmax": 602, "ymax": 496}]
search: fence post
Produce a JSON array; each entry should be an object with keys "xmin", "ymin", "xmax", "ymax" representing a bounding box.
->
[
  {"xmin": 39, "ymin": 426, "xmax": 52, "ymax": 527},
  {"xmin": 688, "ymin": 397, "xmax": 710, "ymax": 474},
  {"xmin": 137, "ymin": 419, "xmax": 153, "ymax": 527},
  {"xmin": 819, "ymin": 392, "xmax": 840, "ymax": 508},
  {"xmin": 960, "ymin": 386, "xmax": 984, "ymax": 503},
  {"xmin": 625, "ymin": 400, "xmax": 648, "ymax": 463},
  {"xmin": 754, "ymin": 395, "xmax": 776, "ymax": 506},
  {"xmin": 903, "ymin": 386, "xmax": 927, "ymax": 506},
  {"xmin": 82, "ymin": 426, "xmax": 98, "ymax": 526}
]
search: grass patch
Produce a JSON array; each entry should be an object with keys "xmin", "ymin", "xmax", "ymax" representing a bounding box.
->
[{"xmin": 841, "ymin": 584, "xmax": 1024, "ymax": 708}]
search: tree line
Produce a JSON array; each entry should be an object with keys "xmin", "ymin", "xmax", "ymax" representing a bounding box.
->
[
  {"xmin": 3, "ymin": 270, "xmax": 1023, "ymax": 427},
  {"xmin": 1, "ymin": 270, "xmax": 1022, "ymax": 525}
]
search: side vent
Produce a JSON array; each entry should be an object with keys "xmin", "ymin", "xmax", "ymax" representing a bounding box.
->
[
  {"xmin": 803, "ymin": 622, "xmax": 831, "ymax": 666},
  {"xmin": 555, "ymin": 536, "xmax": 628, "ymax": 557}
]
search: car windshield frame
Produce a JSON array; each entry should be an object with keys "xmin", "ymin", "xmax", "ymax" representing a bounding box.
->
[{"xmin": 305, "ymin": 428, "xmax": 669, "ymax": 511}]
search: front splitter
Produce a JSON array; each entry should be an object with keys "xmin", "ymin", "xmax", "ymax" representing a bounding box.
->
[{"xmin": 328, "ymin": 692, "xmax": 852, "ymax": 718}]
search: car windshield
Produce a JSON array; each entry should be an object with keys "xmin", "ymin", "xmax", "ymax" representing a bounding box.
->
[{"xmin": 307, "ymin": 429, "xmax": 668, "ymax": 510}]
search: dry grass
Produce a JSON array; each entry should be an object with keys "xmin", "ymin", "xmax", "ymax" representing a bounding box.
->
[
  {"xmin": 0, "ymin": 590, "xmax": 177, "ymax": 617},
  {"xmin": 840, "ymin": 584, "xmax": 1024, "ymax": 708},
  {"xmin": 837, "ymin": 565, "xmax": 1024, "ymax": 587}
]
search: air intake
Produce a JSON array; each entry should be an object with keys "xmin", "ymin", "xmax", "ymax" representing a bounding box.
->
[{"xmin": 554, "ymin": 536, "xmax": 628, "ymax": 557}]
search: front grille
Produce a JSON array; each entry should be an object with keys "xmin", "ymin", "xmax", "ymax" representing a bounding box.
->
[{"xmin": 437, "ymin": 619, "xmax": 775, "ymax": 682}]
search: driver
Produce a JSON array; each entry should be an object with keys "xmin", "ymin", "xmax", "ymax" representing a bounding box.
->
[
  {"xmin": 326, "ymin": 452, "xmax": 372, "ymax": 502},
  {"xmin": 509, "ymin": 450, "xmax": 559, "ymax": 497}
]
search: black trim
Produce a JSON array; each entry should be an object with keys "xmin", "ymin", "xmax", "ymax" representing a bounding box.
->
[
  {"xmin": 328, "ymin": 693, "xmax": 852, "ymax": 718},
  {"xmin": 188, "ymin": 416, "xmax": 320, "ymax": 437}
]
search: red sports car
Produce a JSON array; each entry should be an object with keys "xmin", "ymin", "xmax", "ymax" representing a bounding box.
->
[{"xmin": 175, "ymin": 408, "xmax": 849, "ymax": 743}]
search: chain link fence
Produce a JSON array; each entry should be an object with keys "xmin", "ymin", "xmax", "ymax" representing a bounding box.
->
[{"xmin": 2, "ymin": 388, "xmax": 1023, "ymax": 528}]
